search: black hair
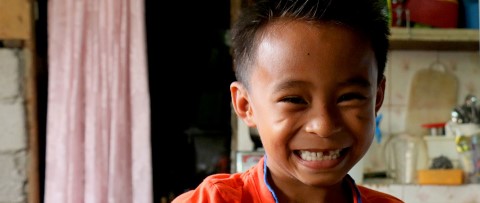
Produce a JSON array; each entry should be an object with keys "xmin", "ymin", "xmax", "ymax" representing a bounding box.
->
[{"xmin": 231, "ymin": 0, "xmax": 390, "ymax": 87}]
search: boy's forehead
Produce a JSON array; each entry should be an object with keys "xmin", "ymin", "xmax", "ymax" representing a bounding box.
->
[
  {"xmin": 250, "ymin": 22, "xmax": 378, "ymax": 81},
  {"xmin": 257, "ymin": 20, "xmax": 365, "ymax": 50}
]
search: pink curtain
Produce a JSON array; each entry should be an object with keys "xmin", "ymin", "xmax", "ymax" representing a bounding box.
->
[{"xmin": 44, "ymin": 0, "xmax": 152, "ymax": 203}]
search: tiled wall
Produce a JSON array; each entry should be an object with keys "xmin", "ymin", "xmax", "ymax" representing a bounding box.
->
[
  {"xmin": 363, "ymin": 183, "xmax": 480, "ymax": 203},
  {"xmin": 364, "ymin": 50, "xmax": 480, "ymax": 173}
]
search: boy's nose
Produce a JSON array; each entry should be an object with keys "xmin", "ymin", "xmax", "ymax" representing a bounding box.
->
[{"xmin": 305, "ymin": 108, "xmax": 341, "ymax": 137}]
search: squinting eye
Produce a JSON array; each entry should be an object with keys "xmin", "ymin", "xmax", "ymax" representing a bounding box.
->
[
  {"xmin": 280, "ymin": 96, "xmax": 307, "ymax": 104},
  {"xmin": 338, "ymin": 93, "xmax": 367, "ymax": 103}
]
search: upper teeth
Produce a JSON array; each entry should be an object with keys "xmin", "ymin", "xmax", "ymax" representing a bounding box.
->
[{"xmin": 300, "ymin": 149, "xmax": 340, "ymax": 161}]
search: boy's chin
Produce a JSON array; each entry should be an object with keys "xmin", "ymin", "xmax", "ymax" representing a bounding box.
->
[{"xmin": 297, "ymin": 172, "xmax": 348, "ymax": 188}]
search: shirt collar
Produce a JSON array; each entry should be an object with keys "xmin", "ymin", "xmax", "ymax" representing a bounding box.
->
[{"xmin": 263, "ymin": 155, "xmax": 362, "ymax": 203}]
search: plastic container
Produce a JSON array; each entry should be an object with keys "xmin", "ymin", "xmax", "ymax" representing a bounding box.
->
[
  {"xmin": 456, "ymin": 133, "xmax": 480, "ymax": 183},
  {"xmin": 423, "ymin": 136, "xmax": 460, "ymax": 168},
  {"xmin": 417, "ymin": 169, "xmax": 463, "ymax": 185},
  {"xmin": 384, "ymin": 133, "xmax": 429, "ymax": 184},
  {"xmin": 422, "ymin": 122, "xmax": 446, "ymax": 136},
  {"xmin": 462, "ymin": 0, "xmax": 479, "ymax": 28},
  {"xmin": 405, "ymin": 0, "xmax": 459, "ymax": 28}
]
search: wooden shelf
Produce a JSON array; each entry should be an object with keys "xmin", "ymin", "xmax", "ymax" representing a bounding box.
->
[
  {"xmin": 0, "ymin": 0, "xmax": 32, "ymax": 40},
  {"xmin": 389, "ymin": 27, "xmax": 480, "ymax": 51}
]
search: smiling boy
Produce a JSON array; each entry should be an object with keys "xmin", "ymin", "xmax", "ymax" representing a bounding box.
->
[{"xmin": 173, "ymin": 0, "xmax": 404, "ymax": 202}]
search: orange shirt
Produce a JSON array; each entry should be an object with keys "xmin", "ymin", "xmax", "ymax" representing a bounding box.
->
[{"xmin": 172, "ymin": 156, "xmax": 404, "ymax": 203}]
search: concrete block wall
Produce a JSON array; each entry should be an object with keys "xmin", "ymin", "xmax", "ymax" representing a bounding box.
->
[{"xmin": 0, "ymin": 48, "xmax": 28, "ymax": 203}]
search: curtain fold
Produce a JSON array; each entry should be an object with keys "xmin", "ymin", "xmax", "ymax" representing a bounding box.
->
[{"xmin": 45, "ymin": 0, "xmax": 152, "ymax": 202}]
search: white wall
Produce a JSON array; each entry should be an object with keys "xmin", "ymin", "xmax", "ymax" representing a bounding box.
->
[{"xmin": 0, "ymin": 49, "xmax": 28, "ymax": 203}]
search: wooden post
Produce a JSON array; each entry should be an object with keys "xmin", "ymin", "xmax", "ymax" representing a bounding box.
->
[{"xmin": 0, "ymin": 0, "xmax": 40, "ymax": 202}]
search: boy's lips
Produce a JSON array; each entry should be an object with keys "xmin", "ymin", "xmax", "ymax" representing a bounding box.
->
[{"xmin": 293, "ymin": 147, "xmax": 349, "ymax": 170}]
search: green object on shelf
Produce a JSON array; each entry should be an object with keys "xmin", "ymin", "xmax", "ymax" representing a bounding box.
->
[{"xmin": 430, "ymin": 155, "xmax": 453, "ymax": 169}]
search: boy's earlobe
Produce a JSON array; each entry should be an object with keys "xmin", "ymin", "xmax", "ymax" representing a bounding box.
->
[
  {"xmin": 230, "ymin": 82, "xmax": 255, "ymax": 127},
  {"xmin": 375, "ymin": 76, "xmax": 386, "ymax": 113}
]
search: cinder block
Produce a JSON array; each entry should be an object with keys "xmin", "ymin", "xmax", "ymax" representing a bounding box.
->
[
  {"xmin": 0, "ymin": 153, "xmax": 26, "ymax": 180},
  {"xmin": 0, "ymin": 101, "xmax": 26, "ymax": 151},
  {"xmin": 0, "ymin": 153, "xmax": 26, "ymax": 203},
  {"xmin": 0, "ymin": 49, "xmax": 21, "ymax": 99},
  {"xmin": 0, "ymin": 179, "xmax": 25, "ymax": 202}
]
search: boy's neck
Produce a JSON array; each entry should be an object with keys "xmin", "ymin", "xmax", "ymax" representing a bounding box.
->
[{"xmin": 267, "ymin": 171, "xmax": 353, "ymax": 203}]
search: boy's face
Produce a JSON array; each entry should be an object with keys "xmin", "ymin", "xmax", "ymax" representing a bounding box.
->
[{"xmin": 231, "ymin": 21, "xmax": 385, "ymax": 187}]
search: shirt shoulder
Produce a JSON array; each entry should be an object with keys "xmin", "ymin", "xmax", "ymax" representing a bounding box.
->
[
  {"xmin": 172, "ymin": 157, "xmax": 272, "ymax": 203},
  {"xmin": 172, "ymin": 173, "xmax": 245, "ymax": 203},
  {"xmin": 358, "ymin": 185, "xmax": 405, "ymax": 203}
]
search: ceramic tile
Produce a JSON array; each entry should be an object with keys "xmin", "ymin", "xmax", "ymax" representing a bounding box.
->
[
  {"xmin": 362, "ymin": 184, "xmax": 404, "ymax": 200},
  {"xmin": 386, "ymin": 52, "xmax": 409, "ymax": 106},
  {"xmin": 388, "ymin": 51, "xmax": 432, "ymax": 106},
  {"xmin": 441, "ymin": 51, "xmax": 480, "ymax": 105},
  {"xmin": 362, "ymin": 184, "xmax": 480, "ymax": 203},
  {"xmin": 376, "ymin": 105, "xmax": 408, "ymax": 135},
  {"xmin": 383, "ymin": 50, "xmax": 480, "ymax": 132},
  {"xmin": 363, "ymin": 138, "xmax": 388, "ymax": 173},
  {"xmin": 363, "ymin": 51, "xmax": 480, "ymax": 202},
  {"xmin": 366, "ymin": 50, "xmax": 480, "ymax": 177},
  {"xmin": 401, "ymin": 184, "xmax": 480, "ymax": 203}
]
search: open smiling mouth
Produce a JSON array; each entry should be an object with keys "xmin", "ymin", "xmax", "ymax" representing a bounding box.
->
[{"xmin": 294, "ymin": 148, "xmax": 349, "ymax": 161}]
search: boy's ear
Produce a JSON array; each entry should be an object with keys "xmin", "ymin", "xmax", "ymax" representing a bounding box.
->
[
  {"xmin": 375, "ymin": 75, "xmax": 386, "ymax": 114},
  {"xmin": 230, "ymin": 82, "xmax": 256, "ymax": 127}
]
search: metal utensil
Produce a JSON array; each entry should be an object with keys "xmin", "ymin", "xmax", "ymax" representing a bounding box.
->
[
  {"xmin": 464, "ymin": 94, "xmax": 479, "ymax": 124},
  {"xmin": 451, "ymin": 109, "xmax": 463, "ymax": 124},
  {"xmin": 454, "ymin": 106, "xmax": 469, "ymax": 123}
]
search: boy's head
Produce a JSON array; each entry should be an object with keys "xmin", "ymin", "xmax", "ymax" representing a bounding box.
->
[
  {"xmin": 230, "ymin": 0, "xmax": 389, "ymax": 191},
  {"xmin": 231, "ymin": 0, "xmax": 389, "ymax": 88}
]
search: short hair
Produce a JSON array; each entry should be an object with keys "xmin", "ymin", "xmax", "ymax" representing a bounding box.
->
[{"xmin": 231, "ymin": 0, "xmax": 390, "ymax": 87}]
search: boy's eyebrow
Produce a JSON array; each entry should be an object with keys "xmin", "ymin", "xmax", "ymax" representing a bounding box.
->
[
  {"xmin": 339, "ymin": 77, "xmax": 372, "ymax": 88},
  {"xmin": 273, "ymin": 77, "xmax": 372, "ymax": 92},
  {"xmin": 273, "ymin": 80, "xmax": 309, "ymax": 92}
]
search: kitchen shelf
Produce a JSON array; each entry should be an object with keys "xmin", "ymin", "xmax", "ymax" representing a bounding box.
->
[{"xmin": 389, "ymin": 27, "xmax": 480, "ymax": 51}]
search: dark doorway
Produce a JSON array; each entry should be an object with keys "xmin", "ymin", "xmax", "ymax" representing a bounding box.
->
[
  {"xmin": 145, "ymin": 1, "xmax": 235, "ymax": 201},
  {"xmin": 36, "ymin": 0, "xmax": 48, "ymax": 202}
]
